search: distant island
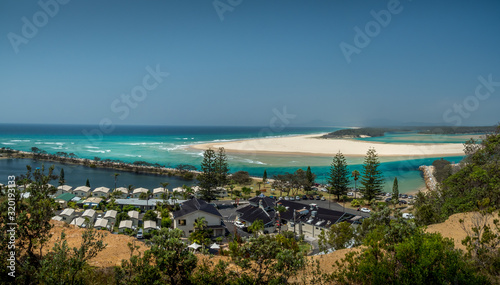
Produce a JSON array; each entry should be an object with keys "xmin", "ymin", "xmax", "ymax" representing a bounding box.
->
[{"xmin": 320, "ymin": 126, "xmax": 496, "ymax": 139}]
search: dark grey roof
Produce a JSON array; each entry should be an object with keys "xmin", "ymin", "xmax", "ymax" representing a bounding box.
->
[
  {"xmin": 248, "ymin": 196, "xmax": 276, "ymax": 209},
  {"xmin": 236, "ymin": 205, "xmax": 274, "ymax": 225},
  {"xmin": 172, "ymin": 198, "xmax": 222, "ymax": 218},
  {"xmin": 276, "ymin": 200, "xmax": 355, "ymax": 228}
]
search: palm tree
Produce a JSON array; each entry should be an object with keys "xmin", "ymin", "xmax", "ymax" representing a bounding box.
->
[
  {"xmin": 275, "ymin": 204, "xmax": 288, "ymax": 234},
  {"xmin": 194, "ymin": 217, "xmax": 207, "ymax": 232},
  {"xmin": 352, "ymin": 170, "xmax": 360, "ymax": 199},
  {"xmin": 160, "ymin": 182, "xmax": 169, "ymax": 192},
  {"xmin": 113, "ymin": 173, "xmax": 120, "ymax": 190}
]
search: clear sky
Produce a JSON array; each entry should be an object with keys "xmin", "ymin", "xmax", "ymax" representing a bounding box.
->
[{"xmin": 1, "ymin": 0, "xmax": 499, "ymax": 127}]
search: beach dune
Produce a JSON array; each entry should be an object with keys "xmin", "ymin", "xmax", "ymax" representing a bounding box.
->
[{"xmin": 190, "ymin": 134, "xmax": 465, "ymax": 157}]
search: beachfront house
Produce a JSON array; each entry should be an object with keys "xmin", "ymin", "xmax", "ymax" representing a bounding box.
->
[
  {"xmin": 55, "ymin": 185, "xmax": 73, "ymax": 196},
  {"xmin": 52, "ymin": 216, "xmax": 63, "ymax": 222},
  {"xmin": 103, "ymin": 210, "xmax": 118, "ymax": 225},
  {"xmin": 143, "ymin": 220, "xmax": 157, "ymax": 234},
  {"xmin": 70, "ymin": 217, "xmax": 88, "ymax": 228},
  {"xmin": 128, "ymin": 210, "xmax": 140, "ymax": 227},
  {"xmin": 172, "ymin": 198, "xmax": 226, "ymax": 237},
  {"xmin": 152, "ymin": 187, "xmax": 166, "ymax": 199},
  {"xmin": 60, "ymin": 208, "xmax": 75, "ymax": 223},
  {"xmin": 132, "ymin": 187, "xmax": 149, "ymax": 198},
  {"xmin": 54, "ymin": 192, "xmax": 76, "ymax": 208},
  {"xmin": 119, "ymin": 220, "xmax": 133, "ymax": 233},
  {"xmin": 74, "ymin": 186, "xmax": 91, "ymax": 197},
  {"xmin": 93, "ymin": 186, "xmax": 110, "ymax": 198},
  {"xmin": 113, "ymin": 187, "xmax": 129, "ymax": 199},
  {"xmin": 94, "ymin": 218, "xmax": 109, "ymax": 230}
]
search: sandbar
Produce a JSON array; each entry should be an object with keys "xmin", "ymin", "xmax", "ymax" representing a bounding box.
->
[{"xmin": 189, "ymin": 134, "xmax": 465, "ymax": 157}]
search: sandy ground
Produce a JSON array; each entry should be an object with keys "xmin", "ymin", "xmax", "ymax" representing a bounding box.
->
[
  {"xmin": 190, "ymin": 134, "xmax": 465, "ymax": 157},
  {"xmin": 44, "ymin": 211, "xmax": 492, "ymax": 271}
]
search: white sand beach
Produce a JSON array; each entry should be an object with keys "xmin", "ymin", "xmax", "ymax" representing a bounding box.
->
[{"xmin": 190, "ymin": 134, "xmax": 465, "ymax": 157}]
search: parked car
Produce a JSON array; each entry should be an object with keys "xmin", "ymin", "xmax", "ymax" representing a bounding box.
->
[
  {"xmin": 295, "ymin": 196, "xmax": 301, "ymax": 201},
  {"xmin": 302, "ymin": 195, "xmax": 308, "ymax": 200},
  {"xmin": 399, "ymin": 200, "xmax": 408, "ymax": 204},
  {"xmin": 136, "ymin": 229, "xmax": 143, "ymax": 239},
  {"xmin": 360, "ymin": 208, "xmax": 371, "ymax": 213},
  {"xmin": 234, "ymin": 221, "xmax": 245, "ymax": 228},
  {"xmin": 385, "ymin": 198, "xmax": 392, "ymax": 203},
  {"xmin": 402, "ymin": 213, "xmax": 414, "ymax": 219},
  {"xmin": 386, "ymin": 193, "xmax": 392, "ymax": 197},
  {"xmin": 315, "ymin": 195, "xmax": 321, "ymax": 200},
  {"xmin": 284, "ymin": 196, "xmax": 289, "ymax": 201},
  {"xmin": 309, "ymin": 196, "xmax": 315, "ymax": 200},
  {"xmin": 347, "ymin": 192, "xmax": 354, "ymax": 196},
  {"xmin": 408, "ymin": 195, "xmax": 414, "ymax": 199},
  {"xmin": 290, "ymin": 197, "xmax": 295, "ymax": 201},
  {"xmin": 402, "ymin": 194, "xmax": 408, "ymax": 198},
  {"xmin": 321, "ymin": 196, "xmax": 326, "ymax": 201}
]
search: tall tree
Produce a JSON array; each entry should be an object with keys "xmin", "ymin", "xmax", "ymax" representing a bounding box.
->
[
  {"xmin": 215, "ymin": 147, "xmax": 229, "ymax": 188},
  {"xmin": 262, "ymin": 169, "xmax": 268, "ymax": 184},
  {"xmin": 328, "ymin": 152, "xmax": 350, "ymax": 200},
  {"xmin": 85, "ymin": 178, "xmax": 90, "ymax": 188},
  {"xmin": 360, "ymin": 148, "xmax": 384, "ymax": 202},
  {"xmin": 392, "ymin": 177, "xmax": 399, "ymax": 207},
  {"xmin": 305, "ymin": 166, "xmax": 315, "ymax": 191},
  {"xmin": 113, "ymin": 173, "xmax": 120, "ymax": 190},
  {"xmin": 352, "ymin": 170, "xmax": 360, "ymax": 198},
  {"xmin": 197, "ymin": 149, "xmax": 219, "ymax": 201},
  {"xmin": 59, "ymin": 168, "xmax": 65, "ymax": 186}
]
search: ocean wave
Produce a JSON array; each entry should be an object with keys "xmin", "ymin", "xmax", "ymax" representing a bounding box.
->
[
  {"xmin": 10, "ymin": 140, "xmax": 30, "ymax": 142},
  {"xmin": 85, "ymin": 145, "xmax": 100, "ymax": 149},
  {"xmin": 124, "ymin": 154, "xmax": 142, "ymax": 158},
  {"xmin": 158, "ymin": 145, "xmax": 184, "ymax": 152},
  {"xmin": 241, "ymin": 159, "xmax": 266, "ymax": 165},
  {"xmin": 2, "ymin": 142, "xmax": 15, "ymax": 145},
  {"xmin": 86, "ymin": 150, "xmax": 107, "ymax": 154},
  {"xmin": 121, "ymin": 142, "xmax": 163, "ymax": 146}
]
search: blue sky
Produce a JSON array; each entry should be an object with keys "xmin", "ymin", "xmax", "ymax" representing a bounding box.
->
[{"xmin": 1, "ymin": 0, "xmax": 499, "ymax": 127}]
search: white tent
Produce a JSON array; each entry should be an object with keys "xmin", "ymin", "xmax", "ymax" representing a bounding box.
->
[
  {"xmin": 188, "ymin": 242, "xmax": 201, "ymax": 250},
  {"xmin": 210, "ymin": 243, "xmax": 220, "ymax": 250}
]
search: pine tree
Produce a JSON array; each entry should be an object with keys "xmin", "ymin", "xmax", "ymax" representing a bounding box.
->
[
  {"xmin": 59, "ymin": 168, "xmax": 65, "ymax": 186},
  {"xmin": 392, "ymin": 177, "xmax": 399, "ymax": 206},
  {"xmin": 198, "ymin": 149, "xmax": 218, "ymax": 201},
  {"xmin": 86, "ymin": 178, "xmax": 90, "ymax": 188},
  {"xmin": 215, "ymin": 147, "xmax": 229, "ymax": 188},
  {"xmin": 305, "ymin": 166, "xmax": 315, "ymax": 191},
  {"xmin": 262, "ymin": 169, "xmax": 267, "ymax": 184},
  {"xmin": 360, "ymin": 148, "xmax": 384, "ymax": 203},
  {"xmin": 328, "ymin": 152, "xmax": 350, "ymax": 200}
]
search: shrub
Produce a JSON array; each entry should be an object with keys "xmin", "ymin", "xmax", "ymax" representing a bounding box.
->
[{"xmin": 351, "ymin": 199, "xmax": 362, "ymax": 207}]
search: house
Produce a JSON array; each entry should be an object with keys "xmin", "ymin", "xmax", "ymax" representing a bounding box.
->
[
  {"xmin": 70, "ymin": 217, "xmax": 88, "ymax": 228},
  {"xmin": 103, "ymin": 210, "xmax": 118, "ymax": 225},
  {"xmin": 236, "ymin": 196, "xmax": 277, "ymax": 233},
  {"xmin": 82, "ymin": 209, "xmax": 97, "ymax": 222},
  {"xmin": 52, "ymin": 216, "xmax": 63, "ymax": 222},
  {"xmin": 172, "ymin": 198, "xmax": 226, "ymax": 237},
  {"xmin": 54, "ymin": 192, "xmax": 76, "ymax": 208},
  {"xmin": 94, "ymin": 218, "xmax": 109, "ymax": 230},
  {"xmin": 113, "ymin": 187, "xmax": 129, "ymax": 199},
  {"xmin": 74, "ymin": 186, "xmax": 91, "ymax": 197},
  {"xmin": 128, "ymin": 210, "xmax": 140, "ymax": 227},
  {"xmin": 60, "ymin": 208, "xmax": 75, "ymax": 223},
  {"xmin": 277, "ymin": 200, "xmax": 357, "ymax": 238},
  {"xmin": 82, "ymin": 197, "xmax": 103, "ymax": 208},
  {"xmin": 119, "ymin": 220, "xmax": 133, "ymax": 233},
  {"xmin": 93, "ymin": 187, "xmax": 110, "ymax": 198},
  {"xmin": 152, "ymin": 187, "xmax": 166, "ymax": 199},
  {"xmin": 132, "ymin": 187, "xmax": 149, "ymax": 198},
  {"xmin": 55, "ymin": 185, "xmax": 73, "ymax": 196},
  {"xmin": 144, "ymin": 220, "xmax": 157, "ymax": 234},
  {"xmin": 113, "ymin": 198, "xmax": 182, "ymax": 212}
]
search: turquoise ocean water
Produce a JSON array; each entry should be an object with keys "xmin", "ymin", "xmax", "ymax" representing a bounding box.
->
[{"xmin": 0, "ymin": 124, "xmax": 467, "ymax": 193}]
